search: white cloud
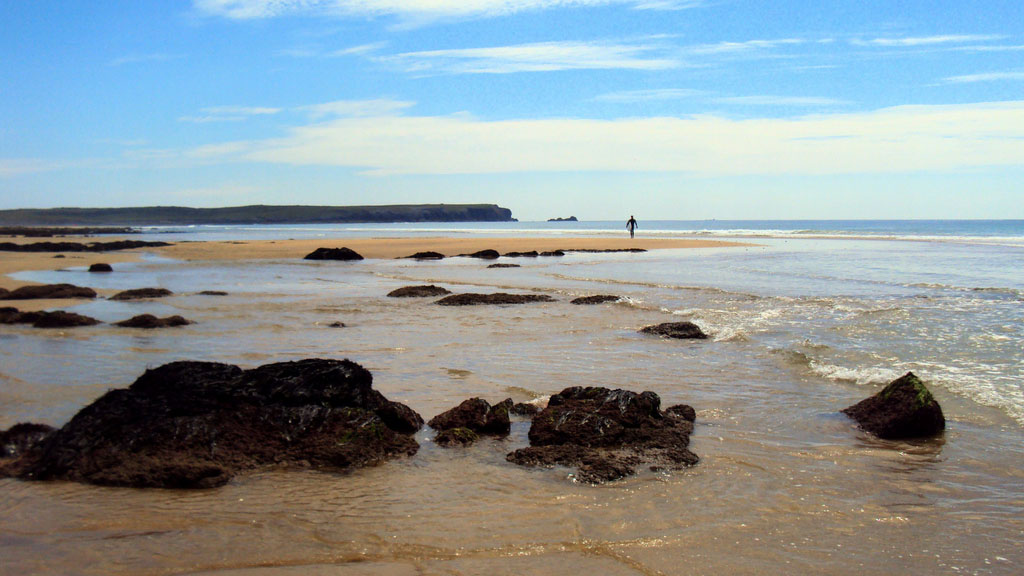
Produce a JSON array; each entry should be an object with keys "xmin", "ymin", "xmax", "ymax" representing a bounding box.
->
[
  {"xmin": 179, "ymin": 106, "xmax": 282, "ymax": 123},
  {"xmin": 189, "ymin": 101, "xmax": 1024, "ymax": 177},
  {"xmin": 685, "ymin": 38, "xmax": 804, "ymax": 55},
  {"xmin": 943, "ymin": 71, "xmax": 1024, "ymax": 84},
  {"xmin": 300, "ymin": 99, "xmax": 415, "ymax": 118},
  {"xmin": 854, "ymin": 34, "xmax": 1004, "ymax": 47},
  {"xmin": 194, "ymin": 0, "xmax": 704, "ymax": 21},
  {"xmin": 384, "ymin": 40, "xmax": 678, "ymax": 74},
  {"xmin": 0, "ymin": 158, "xmax": 64, "ymax": 177},
  {"xmin": 594, "ymin": 88, "xmax": 705, "ymax": 102},
  {"xmin": 717, "ymin": 95, "xmax": 850, "ymax": 107}
]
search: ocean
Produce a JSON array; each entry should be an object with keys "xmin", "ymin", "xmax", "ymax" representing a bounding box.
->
[{"xmin": 1, "ymin": 220, "xmax": 1021, "ymax": 575}]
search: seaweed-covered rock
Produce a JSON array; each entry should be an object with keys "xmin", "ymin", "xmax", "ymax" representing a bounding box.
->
[
  {"xmin": 434, "ymin": 427, "xmax": 480, "ymax": 447},
  {"xmin": 841, "ymin": 372, "xmax": 945, "ymax": 439},
  {"xmin": 0, "ymin": 423, "xmax": 55, "ymax": 459},
  {"xmin": 639, "ymin": 321, "xmax": 708, "ymax": 340},
  {"xmin": 436, "ymin": 293, "xmax": 556, "ymax": 306},
  {"xmin": 304, "ymin": 247, "xmax": 364, "ymax": 261},
  {"xmin": 403, "ymin": 251, "xmax": 445, "ymax": 260},
  {"xmin": 387, "ymin": 285, "xmax": 452, "ymax": 298},
  {"xmin": 506, "ymin": 387, "xmax": 698, "ymax": 483},
  {"xmin": 88, "ymin": 263, "xmax": 113, "ymax": 272},
  {"xmin": 110, "ymin": 288, "xmax": 173, "ymax": 301},
  {"xmin": 571, "ymin": 295, "xmax": 620, "ymax": 305},
  {"xmin": 488, "ymin": 263, "xmax": 521, "ymax": 269},
  {"xmin": 114, "ymin": 314, "xmax": 191, "ymax": 328},
  {"xmin": 429, "ymin": 398, "xmax": 513, "ymax": 438},
  {"xmin": 0, "ymin": 359, "xmax": 423, "ymax": 488},
  {"xmin": 0, "ymin": 283, "xmax": 97, "ymax": 300},
  {"xmin": 461, "ymin": 249, "xmax": 500, "ymax": 260},
  {"xmin": 31, "ymin": 311, "xmax": 101, "ymax": 328}
]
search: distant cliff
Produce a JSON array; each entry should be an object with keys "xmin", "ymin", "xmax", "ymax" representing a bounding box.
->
[{"xmin": 0, "ymin": 204, "xmax": 515, "ymax": 226}]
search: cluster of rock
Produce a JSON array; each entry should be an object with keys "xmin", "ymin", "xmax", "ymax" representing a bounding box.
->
[
  {"xmin": 436, "ymin": 293, "xmax": 556, "ymax": 306},
  {"xmin": 0, "ymin": 306, "xmax": 192, "ymax": 329},
  {"xmin": 0, "ymin": 240, "xmax": 170, "ymax": 253}
]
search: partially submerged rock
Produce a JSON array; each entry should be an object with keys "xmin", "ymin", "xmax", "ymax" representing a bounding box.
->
[
  {"xmin": 0, "ymin": 240, "xmax": 170, "ymax": 253},
  {"xmin": 0, "ymin": 283, "xmax": 97, "ymax": 300},
  {"xmin": 506, "ymin": 387, "xmax": 698, "ymax": 483},
  {"xmin": 842, "ymin": 372, "xmax": 945, "ymax": 439},
  {"xmin": 460, "ymin": 249, "xmax": 500, "ymax": 260},
  {"xmin": 511, "ymin": 402, "xmax": 541, "ymax": 416},
  {"xmin": 640, "ymin": 321, "xmax": 708, "ymax": 340},
  {"xmin": 434, "ymin": 427, "xmax": 480, "ymax": 447},
  {"xmin": 429, "ymin": 398, "xmax": 513, "ymax": 441},
  {"xmin": 196, "ymin": 290, "xmax": 228, "ymax": 296},
  {"xmin": 436, "ymin": 293, "xmax": 556, "ymax": 306},
  {"xmin": 1, "ymin": 423, "xmax": 56, "ymax": 459},
  {"xmin": 487, "ymin": 263, "xmax": 520, "ymax": 268},
  {"xmin": 571, "ymin": 295, "xmax": 620, "ymax": 305},
  {"xmin": 387, "ymin": 285, "xmax": 452, "ymax": 298},
  {"xmin": 304, "ymin": 247, "xmax": 364, "ymax": 261},
  {"xmin": 114, "ymin": 314, "xmax": 191, "ymax": 328},
  {"xmin": 88, "ymin": 263, "xmax": 113, "ymax": 272},
  {"xmin": 503, "ymin": 251, "xmax": 538, "ymax": 258},
  {"xmin": 31, "ymin": 311, "xmax": 101, "ymax": 328},
  {"xmin": 0, "ymin": 359, "xmax": 423, "ymax": 488},
  {"xmin": 110, "ymin": 287, "xmax": 173, "ymax": 301},
  {"xmin": 403, "ymin": 251, "xmax": 445, "ymax": 260},
  {"xmin": 540, "ymin": 250, "xmax": 564, "ymax": 257}
]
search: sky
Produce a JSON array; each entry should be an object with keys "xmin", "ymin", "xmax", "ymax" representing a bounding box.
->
[{"xmin": 1, "ymin": 1, "xmax": 1023, "ymax": 221}]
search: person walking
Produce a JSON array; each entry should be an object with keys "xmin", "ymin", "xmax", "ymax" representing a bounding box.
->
[{"xmin": 626, "ymin": 215, "xmax": 638, "ymax": 239}]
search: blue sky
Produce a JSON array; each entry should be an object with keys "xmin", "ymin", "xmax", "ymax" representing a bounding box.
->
[{"xmin": 1, "ymin": 1, "xmax": 1022, "ymax": 221}]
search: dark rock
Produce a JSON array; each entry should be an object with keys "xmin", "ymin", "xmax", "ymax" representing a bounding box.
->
[
  {"xmin": 403, "ymin": 251, "xmax": 445, "ymax": 260},
  {"xmin": 434, "ymin": 427, "xmax": 480, "ymax": 447},
  {"xmin": 506, "ymin": 386, "xmax": 698, "ymax": 483},
  {"xmin": 0, "ymin": 306, "xmax": 20, "ymax": 323},
  {"xmin": 1, "ymin": 283, "xmax": 97, "ymax": 300},
  {"xmin": 436, "ymin": 293, "xmax": 556, "ymax": 306},
  {"xmin": 487, "ymin": 263, "xmax": 520, "ymax": 268},
  {"xmin": 110, "ymin": 287, "xmax": 173, "ymax": 301},
  {"xmin": 1, "ymin": 423, "xmax": 56, "ymax": 459},
  {"xmin": 387, "ymin": 285, "xmax": 452, "ymax": 298},
  {"xmin": 197, "ymin": 290, "xmax": 228, "ymax": 296},
  {"xmin": 0, "ymin": 359, "xmax": 423, "ymax": 488},
  {"xmin": 88, "ymin": 263, "xmax": 113, "ymax": 272},
  {"xmin": 503, "ymin": 251, "xmax": 539, "ymax": 258},
  {"xmin": 0, "ymin": 288, "xmax": 7, "ymax": 298},
  {"xmin": 640, "ymin": 321, "xmax": 708, "ymax": 340},
  {"xmin": 32, "ymin": 311, "xmax": 101, "ymax": 328},
  {"xmin": 511, "ymin": 402, "xmax": 541, "ymax": 416},
  {"xmin": 304, "ymin": 247, "xmax": 364, "ymax": 261},
  {"xmin": 842, "ymin": 372, "xmax": 945, "ymax": 439},
  {"xmin": 571, "ymin": 295, "xmax": 620, "ymax": 305},
  {"xmin": 0, "ymin": 240, "xmax": 170, "ymax": 253},
  {"xmin": 461, "ymin": 249, "xmax": 500, "ymax": 260},
  {"xmin": 665, "ymin": 404, "xmax": 697, "ymax": 422},
  {"xmin": 429, "ymin": 397, "xmax": 513, "ymax": 437},
  {"xmin": 53, "ymin": 254, "xmax": 65, "ymax": 258},
  {"xmin": 327, "ymin": 321, "xmax": 346, "ymax": 328},
  {"xmin": 114, "ymin": 314, "xmax": 191, "ymax": 328},
  {"xmin": 540, "ymin": 250, "xmax": 565, "ymax": 257},
  {"xmin": 548, "ymin": 216, "xmax": 578, "ymax": 222}
]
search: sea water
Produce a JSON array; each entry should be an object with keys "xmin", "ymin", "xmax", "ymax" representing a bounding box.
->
[{"xmin": 1, "ymin": 221, "xmax": 1021, "ymax": 574}]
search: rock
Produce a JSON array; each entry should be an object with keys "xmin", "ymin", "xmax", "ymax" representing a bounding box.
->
[
  {"xmin": 403, "ymin": 251, "xmax": 445, "ymax": 260},
  {"xmin": 571, "ymin": 295, "xmax": 620, "ymax": 305},
  {"xmin": 540, "ymin": 250, "xmax": 564, "ymax": 257},
  {"xmin": 503, "ymin": 251, "xmax": 538, "ymax": 258},
  {"xmin": 665, "ymin": 404, "xmax": 697, "ymax": 422},
  {"xmin": 327, "ymin": 321, "xmax": 346, "ymax": 328},
  {"xmin": 0, "ymin": 240, "xmax": 170, "ymax": 253},
  {"xmin": 0, "ymin": 306, "xmax": 21, "ymax": 323},
  {"xmin": 0, "ymin": 288, "xmax": 7, "ymax": 298},
  {"xmin": 88, "ymin": 263, "xmax": 113, "ymax": 272},
  {"xmin": 0, "ymin": 283, "xmax": 97, "ymax": 300},
  {"xmin": 506, "ymin": 387, "xmax": 698, "ymax": 483},
  {"xmin": 387, "ymin": 285, "xmax": 452, "ymax": 298},
  {"xmin": 841, "ymin": 372, "xmax": 945, "ymax": 439},
  {"xmin": 31, "ymin": 311, "xmax": 101, "ymax": 328},
  {"xmin": 461, "ymin": 249, "xmax": 500, "ymax": 260},
  {"xmin": 304, "ymin": 247, "xmax": 364, "ymax": 261},
  {"xmin": 114, "ymin": 314, "xmax": 191, "ymax": 328},
  {"xmin": 196, "ymin": 290, "xmax": 228, "ymax": 296},
  {"xmin": 511, "ymin": 402, "xmax": 541, "ymax": 416},
  {"xmin": 487, "ymin": 263, "xmax": 520, "ymax": 268},
  {"xmin": 434, "ymin": 427, "xmax": 480, "ymax": 447},
  {"xmin": 548, "ymin": 216, "xmax": 578, "ymax": 222},
  {"xmin": 110, "ymin": 288, "xmax": 173, "ymax": 301},
  {"xmin": 436, "ymin": 293, "xmax": 556, "ymax": 306},
  {"xmin": 640, "ymin": 321, "xmax": 708, "ymax": 340},
  {"xmin": 53, "ymin": 254, "xmax": 65, "ymax": 258},
  {"xmin": 428, "ymin": 398, "xmax": 513, "ymax": 437},
  {"xmin": 1, "ymin": 423, "xmax": 55, "ymax": 459},
  {"xmin": 0, "ymin": 359, "xmax": 423, "ymax": 488}
]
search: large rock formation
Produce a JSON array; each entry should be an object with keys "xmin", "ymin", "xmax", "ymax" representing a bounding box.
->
[
  {"xmin": 842, "ymin": 372, "xmax": 945, "ymax": 439},
  {"xmin": 0, "ymin": 283, "xmax": 97, "ymax": 300},
  {"xmin": 387, "ymin": 285, "xmax": 452, "ymax": 298},
  {"xmin": 639, "ymin": 321, "xmax": 708, "ymax": 339},
  {"xmin": 0, "ymin": 359, "xmax": 423, "ymax": 488},
  {"xmin": 507, "ymin": 387, "xmax": 698, "ymax": 483},
  {"xmin": 304, "ymin": 247, "xmax": 364, "ymax": 261},
  {"xmin": 436, "ymin": 293, "xmax": 556, "ymax": 306}
]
